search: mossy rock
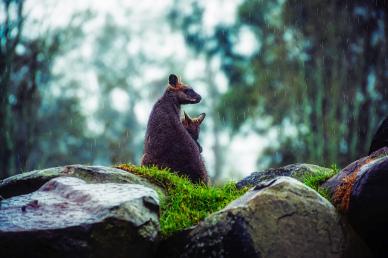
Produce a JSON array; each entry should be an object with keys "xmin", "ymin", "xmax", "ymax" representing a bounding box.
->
[
  {"xmin": 116, "ymin": 164, "xmax": 248, "ymax": 237},
  {"xmin": 171, "ymin": 177, "xmax": 371, "ymax": 258}
]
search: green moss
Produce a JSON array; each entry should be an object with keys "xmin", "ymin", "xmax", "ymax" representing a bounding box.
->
[
  {"xmin": 116, "ymin": 164, "xmax": 248, "ymax": 237},
  {"xmin": 300, "ymin": 164, "xmax": 338, "ymax": 200}
]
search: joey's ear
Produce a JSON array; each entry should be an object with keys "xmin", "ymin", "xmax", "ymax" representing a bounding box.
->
[
  {"xmin": 196, "ymin": 113, "xmax": 206, "ymax": 124},
  {"xmin": 169, "ymin": 74, "xmax": 179, "ymax": 87},
  {"xmin": 183, "ymin": 111, "xmax": 191, "ymax": 122}
]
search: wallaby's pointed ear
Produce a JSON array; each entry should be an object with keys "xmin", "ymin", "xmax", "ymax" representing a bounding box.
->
[
  {"xmin": 193, "ymin": 113, "xmax": 206, "ymax": 125},
  {"xmin": 169, "ymin": 74, "xmax": 178, "ymax": 87},
  {"xmin": 183, "ymin": 111, "xmax": 191, "ymax": 122},
  {"xmin": 197, "ymin": 113, "xmax": 206, "ymax": 124}
]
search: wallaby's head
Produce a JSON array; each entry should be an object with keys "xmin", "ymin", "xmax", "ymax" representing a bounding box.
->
[
  {"xmin": 167, "ymin": 74, "xmax": 202, "ymax": 104},
  {"xmin": 182, "ymin": 111, "xmax": 206, "ymax": 141}
]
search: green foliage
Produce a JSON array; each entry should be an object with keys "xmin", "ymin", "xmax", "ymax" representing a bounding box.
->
[
  {"xmin": 330, "ymin": 164, "xmax": 340, "ymax": 174},
  {"xmin": 0, "ymin": 1, "xmax": 95, "ymax": 177},
  {"xmin": 170, "ymin": 0, "xmax": 388, "ymax": 169},
  {"xmin": 300, "ymin": 166, "xmax": 338, "ymax": 200},
  {"xmin": 117, "ymin": 164, "xmax": 248, "ymax": 237}
]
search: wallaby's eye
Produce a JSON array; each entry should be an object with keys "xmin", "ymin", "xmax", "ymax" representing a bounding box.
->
[{"xmin": 183, "ymin": 89, "xmax": 190, "ymax": 94}]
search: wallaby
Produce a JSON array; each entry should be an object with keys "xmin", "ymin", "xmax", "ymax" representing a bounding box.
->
[
  {"xmin": 141, "ymin": 74, "xmax": 209, "ymax": 184},
  {"xmin": 182, "ymin": 111, "xmax": 205, "ymax": 153}
]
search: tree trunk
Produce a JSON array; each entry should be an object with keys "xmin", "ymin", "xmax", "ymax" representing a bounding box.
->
[{"xmin": 0, "ymin": 0, "xmax": 24, "ymax": 178}]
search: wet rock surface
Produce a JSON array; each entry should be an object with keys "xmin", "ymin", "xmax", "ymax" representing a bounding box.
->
[
  {"xmin": 323, "ymin": 147, "xmax": 388, "ymax": 200},
  {"xmin": 0, "ymin": 164, "xmax": 161, "ymax": 199},
  {"xmin": 175, "ymin": 177, "xmax": 367, "ymax": 258},
  {"xmin": 323, "ymin": 147, "xmax": 388, "ymax": 257},
  {"xmin": 236, "ymin": 163, "xmax": 332, "ymax": 189},
  {"xmin": 0, "ymin": 176, "xmax": 160, "ymax": 258}
]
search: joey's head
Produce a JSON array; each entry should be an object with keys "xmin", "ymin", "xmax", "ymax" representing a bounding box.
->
[
  {"xmin": 182, "ymin": 111, "xmax": 206, "ymax": 149},
  {"xmin": 167, "ymin": 74, "xmax": 201, "ymax": 104}
]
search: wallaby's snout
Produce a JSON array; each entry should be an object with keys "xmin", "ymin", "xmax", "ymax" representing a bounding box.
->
[{"xmin": 182, "ymin": 88, "xmax": 201, "ymax": 104}]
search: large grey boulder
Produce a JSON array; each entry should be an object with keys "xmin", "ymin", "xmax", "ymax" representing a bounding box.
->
[
  {"xmin": 0, "ymin": 164, "xmax": 161, "ymax": 199},
  {"xmin": 176, "ymin": 177, "xmax": 369, "ymax": 258},
  {"xmin": 0, "ymin": 176, "xmax": 160, "ymax": 258},
  {"xmin": 237, "ymin": 163, "xmax": 333, "ymax": 189}
]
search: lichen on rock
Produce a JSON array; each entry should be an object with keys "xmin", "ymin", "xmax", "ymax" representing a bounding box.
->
[{"xmin": 323, "ymin": 147, "xmax": 388, "ymax": 257}]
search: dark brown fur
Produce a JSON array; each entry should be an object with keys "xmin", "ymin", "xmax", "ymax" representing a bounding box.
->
[
  {"xmin": 141, "ymin": 75, "xmax": 209, "ymax": 184},
  {"xmin": 182, "ymin": 111, "xmax": 205, "ymax": 153}
]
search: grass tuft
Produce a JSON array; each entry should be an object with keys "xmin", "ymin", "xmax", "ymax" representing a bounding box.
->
[
  {"xmin": 116, "ymin": 164, "xmax": 248, "ymax": 237},
  {"xmin": 300, "ymin": 164, "xmax": 339, "ymax": 200}
]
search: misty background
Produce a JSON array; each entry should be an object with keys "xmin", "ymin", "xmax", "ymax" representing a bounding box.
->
[{"xmin": 1, "ymin": 0, "xmax": 387, "ymax": 182}]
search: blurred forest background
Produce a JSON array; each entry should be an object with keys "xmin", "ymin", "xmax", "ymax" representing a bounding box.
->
[{"xmin": 1, "ymin": 0, "xmax": 387, "ymax": 181}]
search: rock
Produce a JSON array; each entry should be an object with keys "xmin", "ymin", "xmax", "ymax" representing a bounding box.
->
[
  {"xmin": 156, "ymin": 227, "xmax": 194, "ymax": 258},
  {"xmin": 176, "ymin": 177, "xmax": 369, "ymax": 258},
  {"xmin": 322, "ymin": 147, "xmax": 388, "ymax": 257},
  {"xmin": 0, "ymin": 176, "xmax": 160, "ymax": 258},
  {"xmin": 237, "ymin": 163, "xmax": 333, "ymax": 189},
  {"xmin": 323, "ymin": 147, "xmax": 388, "ymax": 201},
  {"xmin": 0, "ymin": 164, "xmax": 161, "ymax": 199}
]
